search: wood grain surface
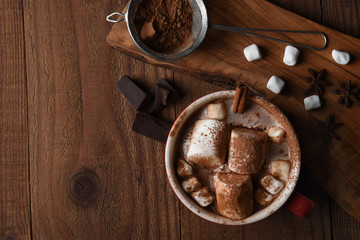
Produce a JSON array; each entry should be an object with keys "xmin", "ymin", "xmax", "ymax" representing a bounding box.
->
[
  {"xmin": 107, "ymin": 0, "xmax": 360, "ymax": 222},
  {"xmin": 0, "ymin": 1, "xmax": 31, "ymax": 239},
  {"xmin": 1, "ymin": 0, "xmax": 360, "ymax": 239}
]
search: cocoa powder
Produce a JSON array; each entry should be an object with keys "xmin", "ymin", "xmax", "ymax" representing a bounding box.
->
[{"xmin": 133, "ymin": 0, "xmax": 193, "ymax": 52}]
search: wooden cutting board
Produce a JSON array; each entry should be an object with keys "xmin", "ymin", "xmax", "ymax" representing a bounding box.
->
[{"xmin": 107, "ymin": 0, "xmax": 360, "ymax": 220}]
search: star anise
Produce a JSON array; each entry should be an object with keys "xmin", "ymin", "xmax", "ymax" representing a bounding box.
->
[
  {"xmin": 313, "ymin": 114, "xmax": 342, "ymax": 144},
  {"xmin": 303, "ymin": 68, "xmax": 331, "ymax": 96},
  {"xmin": 330, "ymin": 80, "xmax": 359, "ymax": 107}
]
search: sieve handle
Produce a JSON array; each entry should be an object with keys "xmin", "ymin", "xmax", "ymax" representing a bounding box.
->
[
  {"xmin": 209, "ymin": 24, "xmax": 327, "ymax": 50},
  {"xmin": 106, "ymin": 12, "xmax": 125, "ymax": 23}
]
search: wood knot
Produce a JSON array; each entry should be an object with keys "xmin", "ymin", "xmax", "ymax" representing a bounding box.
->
[{"xmin": 69, "ymin": 170, "xmax": 99, "ymax": 206}]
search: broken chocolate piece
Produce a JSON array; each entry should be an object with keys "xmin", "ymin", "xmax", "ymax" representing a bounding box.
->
[
  {"xmin": 132, "ymin": 112, "xmax": 172, "ymax": 143},
  {"xmin": 154, "ymin": 86, "xmax": 170, "ymax": 109},
  {"xmin": 145, "ymin": 78, "xmax": 180, "ymax": 114},
  {"xmin": 116, "ymin": 75, "xmax": 150, "ymax": 111}
]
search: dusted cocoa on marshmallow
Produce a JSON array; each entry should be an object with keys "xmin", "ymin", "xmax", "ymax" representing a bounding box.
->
[
  {"xmin": 181, "ymin": 176, "xmax": 202, "ymax": 193},
  {"xmin": 214, "ymin": 173, "xmax": 253, "ymax": 220},
  {"xmin": 260, "ymin": 175, "xmax": 284, "ymax": 195},
  {"xmin": 191, "ymin": 187, "xmax": 214, "ymax": 207},
  {"xmin": 228, "ymin": 128, "xmax": 268, "ymax": 174},
  {"xmin": 255, "ymin": 189, "xmax": 274, "ymax": 207},
  {"xmin": 207, "ymin": 101, "xmax": 227, "ymax": 120},
  {"xmin": 267, "ymin": 125, "xmax": 285, "ymax": 144},
  {"xmin": 176, "ymin": 157, "xmax": 193, "ymax": 178},
  {"xmin": 270, "ymin": 160, "xmax": 291, "ymax": 181},
  {"xmin": 187, "ymin": 119, "xmax": 231, "ymax": 168}
]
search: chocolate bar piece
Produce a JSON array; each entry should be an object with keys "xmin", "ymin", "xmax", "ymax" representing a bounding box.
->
[
  {"xmin": 132, "ymin": 112, "xmax": 172, "ymax": 143},
  {"xmin": 145, "ymin": 78, "xmax": 180, "ymax": 114},
  {"xmin": 116, "ymin": 75, "xmax": 150, "ymax": 111},
  {"xmin": 154, "ymin": 85, "xmax": 170, "ymax": 109}
]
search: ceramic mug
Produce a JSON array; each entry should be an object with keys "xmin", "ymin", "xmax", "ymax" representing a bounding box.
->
[{"xmin": 165, "ymin": 90, "xmax": 313, "ymax": 225}]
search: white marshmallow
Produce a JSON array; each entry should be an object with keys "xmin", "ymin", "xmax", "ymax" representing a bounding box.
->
[
  {"xmin": 206, "ymin": 101, "xmax": 227, "ymax": 120},
  {"xmin": 191, "ymin": 187, "xmax": 214, "ymax": 207},
  {"xmin": 181, "ymin": 176, "xmax": 202, "ymax": 193},
  {"xmin": 332, "ymin": 49, "xmax": 350, "ymax": 65},
  {"xmin": 176, "ymin": 158, "xmax": 193, "ymax": 178},
  {"xmin": 283, "ymin": 45, "xmax": 300, "ymax": 66},
  {"xmin": 267, "ymin": 125, "xmax": 285, "ymax": 144},
  {"xmin": 255, "ymin": 189, "xmax": 274, "ymax": 206},
  {"xmin": 267, "ymin": 76, "xmax": 285, "ymax": 94},
  {"xmin": 304, "ymin": 95, "xmax": 321, "ymax": 110},
  {"xmin": 214, "ymin": 173, "xmax": 253, "ymax": 220},
  {"xmin": 186, "ymin": 119, "xmax": 230, "ymax": 168},
  {"xmin": 270, "ymin": 160, "xmax": 291, "ymax": 181},
  {"xmin": 260, "ymin": 175, "xmax": 284, "ymax": 195},
  {"xmin": 244, "ymin": 44, "xmax": 262, "ymax": 62}
]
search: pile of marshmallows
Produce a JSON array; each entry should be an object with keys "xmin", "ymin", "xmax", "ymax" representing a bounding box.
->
[{"xmin": 243, "ymin": 44, "xmax": 351, "ymax": 111}]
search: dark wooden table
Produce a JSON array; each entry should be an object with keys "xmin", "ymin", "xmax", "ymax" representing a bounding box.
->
[{"xmin": 1, "ymin": 0, "xmax": 360, "ymax": 239}]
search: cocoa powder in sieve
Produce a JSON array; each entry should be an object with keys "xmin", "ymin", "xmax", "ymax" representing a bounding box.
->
[{"xmin": 133, "ymin": 0, "xmax": 193, "ymax": 52}]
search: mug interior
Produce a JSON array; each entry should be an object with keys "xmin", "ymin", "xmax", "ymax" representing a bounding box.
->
[{"xmin": 165, "ymin": 90, "xmax": 301, "ymax": 225}]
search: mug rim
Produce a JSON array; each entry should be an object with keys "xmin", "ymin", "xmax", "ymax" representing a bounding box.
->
[{"xmin": 165, "ymin": 90, "xmax": 301, "ymax": 225}]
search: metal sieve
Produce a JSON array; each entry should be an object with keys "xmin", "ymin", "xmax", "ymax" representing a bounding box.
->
[{"xmin": 107, "ymin": 0, "xmax": 327, "ymax": 61}]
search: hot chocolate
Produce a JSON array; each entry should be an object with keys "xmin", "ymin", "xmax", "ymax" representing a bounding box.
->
[{"xmin": 175, "ymin": 97, "xmax": 293, "ymax": 220}]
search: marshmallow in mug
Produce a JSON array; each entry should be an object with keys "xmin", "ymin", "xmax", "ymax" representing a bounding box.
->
[
  {"xmin": 267, "ymin": 76, "xmax": 285, "ymax": 94},
  {"xmin": 206, "ymin": 101, "xmax": 227, "ymax": 120},
  {"xmin": 176, "ymin": 158, "xmax": 193, "ymax": 178},
  {"xmin": 283, "ymin": 45, "xmax": 300, "ymax": 66},
  {"xmin": 255, "ymin": 189, "xmax": 274, "ymax": 207},
  {"xmin": 181, "ymin": 176, "xmax": 202, "ymax": 193},
  {"xmin": 186, "ymin": 119, "xmax": 231, "ymax": 168},
  {"xmin": 267, "ymin": 125, "xmax": 285, "ymax": 144},
  {"xmin": 260, "ymin": 175, "xmax": 284, "ymax": 195},
  {"xmin": 332, "ymin": 49, "xmax": 350, "ymax": 65},
  {"xmin": 243, "ymin": 44, "xmax": 262, "ymax": 62},
  {"xmin": 304, "ymin": 95, "xmax": 321, "ymax": 111},
  {"xmin": 270, "ymin": 160, "xmax": 291, "ymax": 181},
  {"xmin": 191, "ymin": 187, "xmax": 214, "ymax": 207}
]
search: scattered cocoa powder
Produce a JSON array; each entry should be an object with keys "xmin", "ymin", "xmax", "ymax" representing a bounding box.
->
[{"xmin": 133, "ymin": 0, "xmax": 193, "ymax": 52}]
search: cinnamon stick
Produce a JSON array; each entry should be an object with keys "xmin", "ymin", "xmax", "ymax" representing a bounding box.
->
[
  {"xmin": 232, "ymin": 83, "xmax": 249, "ymax": 114},
  {"xmin": 232, "ymin": 84, "xmax": 244, "ymax": 113},
  {"xmin": 237, "ymin": 83, "xmax": 248, "ymax": 114}
]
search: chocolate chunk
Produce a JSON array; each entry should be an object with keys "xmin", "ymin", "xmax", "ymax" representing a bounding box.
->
[
  {"xmin": 156, "ymin": 78, "xmax": 180, "ymax": 104},
  {"xmin": 154, "ymin": 85, "xmax": 170, "ymax": 107},
  {"xmin": 145, "ymin": 78, "xmax": 180, "ymax": 113},
  {"xmin": 132, "ymin": 112, "xmax": 173, "ymax": 143},
  {"xmin": 116, "ymin": 75, "xmax": 150, "ymax": 111}
]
